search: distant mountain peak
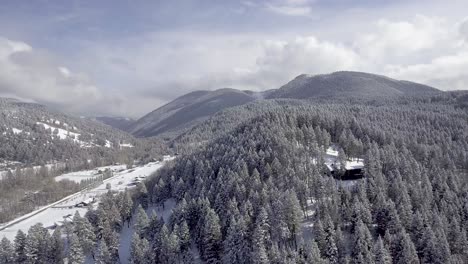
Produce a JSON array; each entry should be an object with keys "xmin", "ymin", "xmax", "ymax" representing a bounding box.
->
[
  {"xmin": 128, "ymin": 88, "xmax": 257, "ymax": 137},
  {"xmin": 268, "ymin": 71, "xmax": 440, "ymax": 99}
]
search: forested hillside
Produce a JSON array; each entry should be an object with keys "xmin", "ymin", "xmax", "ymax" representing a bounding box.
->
[
  {"xmin": 267, "ymin": 71, "xmax": 441, "ymax": 99},
  {"xmin": 0, "ymin": 98, "xmax": 135, "ymax": 167},
  {"xmin": 142, "ymin": 98, "xmax": 468, "ymax": 263},
  {"xmin": 1, "ymin": 82, "xmax": 467, "ymax": 264},
  {"xmin": 94, "ymin": 116, "xmax": 136, "ymax": 132}
]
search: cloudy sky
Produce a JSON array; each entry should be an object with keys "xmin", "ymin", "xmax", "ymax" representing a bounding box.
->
[{"xmin": 0, "ymin": 0, "xmax": 467, "ymax": 118}]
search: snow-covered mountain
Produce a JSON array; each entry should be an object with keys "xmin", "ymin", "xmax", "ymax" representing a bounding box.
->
[
  {"xmin": 267, "ymin": 71, "xmax": 440, "ymax": 99},
  {"xmin": 129, "ymin": 71, "xmax": 441, "ymax": 138},
  {"xmin": 128, "ymin": 88, "xmax": 257, "ymax": 137},
  {"xmin": 0, "ymin": 98, "xmax": 136, "ymax": 168}
]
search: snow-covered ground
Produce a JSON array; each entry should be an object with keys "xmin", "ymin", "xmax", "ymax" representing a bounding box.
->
[
  {"xmin": 36, "ymin": 122, "xmax": 96, "ymax": 148},
  {"xmin": 54, "ymin": 164, "xmax": 127, "ymax": 183},
  {"xmin": 1, "ymin": 128, "xmax": 29, "ymax": 135},
  {"xmin": 37, "ymin": 122, "xmax": 80, "ymax": 141},
  {"xmin": 0, "ymin": 159, "xmax": 172, "ymax": 241},
  {"xmin": 12, "ymin": 128, "xmax": 23, "ymax": 134},
  {"xmin": 120, "ymin": 143, "xmax": 134, "ymax": 148}
]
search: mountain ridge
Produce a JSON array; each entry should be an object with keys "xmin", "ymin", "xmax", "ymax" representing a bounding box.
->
[
  {"xmin": 126, "ymin": 71, "xmax": 441, "ymax": 138},
  {"xmin": 266, "ymin": 71, "xmax": 440, "ymax": 99},
  {"xmin": 128, "ymin": 88, "xmax": 257, "ymax": 137}
]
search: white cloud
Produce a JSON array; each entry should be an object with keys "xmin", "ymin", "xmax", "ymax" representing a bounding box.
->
[
  {"xmin": 359, "ymin": 16, "xmax": 468, "ymax": 90},
  {"xmin": 58, "ymin": 66, "xmax": 71, "ymax": 77},
  {"xmin": 258, "ymin": 36, "xmax": 360, "ymax": 73},
  {"xmin": 354, "ymin": 15, "xmax": 456, "ymax": 64},
  {"xmin": 385, "ymin": 52, "xmax": 468, "ymax": 90},
  {"xmin": 3, "ymin": 13, "xmax": 468, "ymax": 118},
  {"xmin": 265, "ymin": 0, "xmax": 315, "ymax": 16},
  {"xmin": 266, "ymin": 4, "xmax": 311, "ymax": 16},
  {"xmin": 247, "ymin": 16, "xmax": 468, "ymax": 91},
  {"xmin": 71, "ymin": 15, "xmax": 468, "ymax": 118},
  {"xmin": 0, "ymin": 37, "xmax": 103, "ymax": 114},
  {"xmin": 459, "ymin": 17, "xmax": 468, "ymax": 41}
]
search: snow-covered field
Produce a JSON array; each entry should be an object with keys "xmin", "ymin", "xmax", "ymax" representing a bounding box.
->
[
  {"xmin": 37, "ymin": 122, "xmax": 81, "ymax": 141},
  {"xmin": 0, "ymin": 158, "xmax": 173, "ymax": 241},
  {"xmin": 54, "ymin": 164, "xmax": 127, "ymax": 183}
]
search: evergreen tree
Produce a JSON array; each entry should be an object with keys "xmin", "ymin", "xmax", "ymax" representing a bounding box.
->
[
  {"xmin": 421, "ymin": 227, "xmax": 438, "ymax": 263},
  {"xmin": 303, "ymin": 240, "xmax": 325, "ymax": 264},
  {"xmin": 73, "ymin": 211, "xmax": 96, "ymax": 256},
  {"xmin": 324, "ymin": 232, "xmax": 339, "ymax": 263},
  {"xmin": 102, "ymin": 224, "xmax": 120, "ymax": 262},
  {"xmin": 134, "ymin": 205, "xmax": 149, "ymax": 237},
  {"xmin": 323, "ymin": 216, "xmax": 338, "ymax": 263},
  {"xmin": 137, "ymin": 183, "xmax": 149, "ymax": 209},
  {"xmin": 130, "ymin": 233, "xmax": 150, "ymax": 264},
  {"xmin": 95, "ymin": 240, "xmax": 112, "ymax": 264},
  {"xmin": 395, "ymin": 232, "xmax": 419, "ymax": 264},
  {"xmin": 202, "ymin": 209, "xmax": 222, "ymax": 263},
  {"xmin": 159, "ymin": 225, "xmax": 180, "ymax": 264},
  {"xmin": 421, "ymin": 226, "xmax": 451, "ymax": 264},
  {"xmin": 284, "ymin": 190, "xmax": 303, "ymax": 249},
  {"xmin": 174, "ymin": 220, "xmax": 191, "ymax": 251},
  {"xmin": 335, "ymin": 225, "xmax": 347, "ymax": 262},
  {"xmin": 251, "ymin": 216, "xmax": 269, "ymax": 264},
  {"xmin": 24, "ymin": 223, "xmax": 50, "ymax": 263},
  {"xmin": 314, "ymin": 219, "xmax": 326, "ymax": 255},
  {"xmin": 0, "ymin": 237, "xmax": 14, "ymax": 264},
  {"xmin": 351, "ymin": 220, "xmax": 374, "ymax": 264},
  {"xmin": 68, "ymin": 234, "xmax": 85, "ymax": 264},
  {"xmin": 268, "ymin": 243, "xmax": 282, "ymax": 264},
  {"xmin": 434, "ymin": 228, "xmax": 451, "ymax": 264},
  {"xmin": 373, "ymin": 236, "xmax": 392, "ymax": 264},
  {"xmin": 223, "ymin": 218, "xmax": 250, "ymax": 264},
  {"xmin": 146, "ymin": 210, "xmax": 163, "ymax": 242},
  {"xmin": 48, "ymin": 228, "xmax": 64, "ymax": 264},
  {"xmin": 119, "ymin": 190, "xmax": 134, "ymax": 227},
  {"xmin": 14, "ymin": 230, "xmax": 27, "ymax": 263}
]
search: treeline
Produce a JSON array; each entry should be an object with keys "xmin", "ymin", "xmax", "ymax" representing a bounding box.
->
[
  {"xmin": 2, "ymin": 159, "xmax": 120, "ymax": 224},
  {"xmin": 0, "ymin": 165, "xmax": 81, "ymax": 223}
]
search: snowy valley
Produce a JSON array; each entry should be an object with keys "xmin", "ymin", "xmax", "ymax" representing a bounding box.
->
[{"xmin": 0, "ymin": 156, "xmax": 174, "ymax": 241}]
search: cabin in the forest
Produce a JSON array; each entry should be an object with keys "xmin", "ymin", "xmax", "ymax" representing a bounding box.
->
[
  {"xmin": 323, "ymin": 145, "xmax": 364, "ymax": 180},
  {"xmin": 324, "ymin": 162, "xmax": 364, "ymax": 180}
]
